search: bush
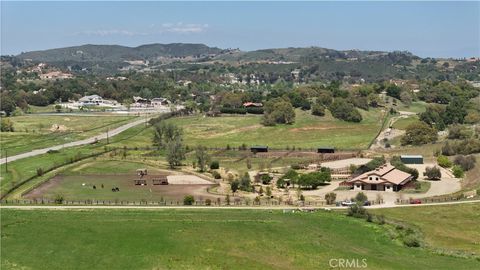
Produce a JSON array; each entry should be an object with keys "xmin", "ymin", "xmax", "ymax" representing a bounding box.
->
[
  {"xmin": 329, "ymin": 98, "xmax": 362, "ymax": 122},
  {"xmin": 36, "ymin": 168, "xmax": 44, "ymax": 176},
  {"xmin": 437, "ymin": 155, "xmax": 452, "ymax": 168},
  {"xmin": 205, "ymin": 199, "xmax": 212, "ymax": 206},
  {"xmin": 210, "ymin": 161, "xmax": 220, "ymax": 170},
  {"xmin": 403, "ymin": 234, "xmax": 421, "ymax": 247},
  {"xmin": 355, "ymin": 192, "xmax": 368, "ymax": 204},
  {"xmin": 454, "ymin": 155, "xmax": 476, "ymax": 171},
  {"xmin": 54, "ymin": 194, "xmax": 64, "ymax": 204},
  {"xmin": 246, "ymin": 107, "xmax": 264, "ymax": 114},
  {"xmin": 211, "ymin": 171, "xmax": 222, "ymax": 179},
  {"xmin": 260, "ymin": 174, "xmax": 272, "ymax": 185},
  {"xmin": 452, "ymin": 165, "xmax": 464, "ymax": 178},
  {"xmin": 0, "ymin": 118, "xmax": 14, "ymax": 132},
  {"xmin": 325, "ymin": 192, "xmax": 337, "ymax": 205},
  {"xmin": 425, "ymin": 166, "xmax": 441, "ymax": 180},
  {"xmin": 183, "ymin": 195, "xmax": 195, "ymax": 205},
  {"xmin": 311, "ymin": 103, "xmax": 325, "ymax": 116},
  {"xmin": 219, "ymin": 107, "xmax": 247, "ymax": 114}
]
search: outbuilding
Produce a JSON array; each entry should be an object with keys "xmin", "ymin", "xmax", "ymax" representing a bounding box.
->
[
  {"xmin": 317, "ymin": 147, "xmax": 335, "ymax": 154},
  {"xmin": 251, "ymin": 146, "xmax": 268, "ymax": 153},
  {"xmin": 400, "ymin": 155, "xmax": 423, "ymax": 164}
]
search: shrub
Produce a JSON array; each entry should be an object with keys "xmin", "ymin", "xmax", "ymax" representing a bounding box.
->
[
  {"xmin": 425, "ymin": 166, "xmax": 441, "ymax": 180},
  {"xmin": 437, "ymin": 155, "xmax": 452, "ymax": 168},
  {"xmin": 0, "ymin": 118, "xmax": 14, "ymax": 132},
  {"xmin": 205, "ymin": 199, "xmax": 212, "ymax": 206},
  {"xmin": 210, "ymin": 161, "xmax": 220, "ymax": 170},
  {"xmin": 183, "ymin": 195, "xmax": 195, "ymax": 205},
  {"xmin": 211, "ymin": 171, "xmax": 221, "ymax": 179},
  {"xmin": 260, "ymin": 174, "xmax": 272, "ymax": 185},
  {"xmin": 355, "ymin": 192, "xmax": 368, "ymax": 204},
  {"xmin": 324, "ymin": 192, "xmax": 337, "ymax": 205},
  {"xmin": 452, "ymin": 165, "xmax": 464, "ymax": 178},
  {"xmin": 403, "ymin": 234, "xmax": 421, "ymax": 247},
  {"xmin": 454, "ymin": 155, "xmax": 476, "ymax": 171},
  {"xmin": 311, "ymin": 103, "xmax": 325, "ymax": 116},
  {"xmin": 54, "ymin": 194, "xmax": 64, "ymax": 204},
  {"xmin": 329, "ymin": 98, "xmax": 362, "ymax": 122},
  {"xmin": 36, "ymin": 168, "xmax": 44, "ymax": 176},
  {"xmin": 347, "ymin": 204, "xmax": 368, "ymax": 218},
  {"xmin": 376, "ymin": 215, "xmax": 386, "ymax": 225}
]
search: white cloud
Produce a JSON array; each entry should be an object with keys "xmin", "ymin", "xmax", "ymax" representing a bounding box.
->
[
  {"xmin": 75, "ymin": 29, "xmax": 147, "ymax": 36},
  {"xmin": 75, "ymin": 22, "xmax": 209, "ymax": 37},
  {"xmin": 159, "ymin": 22, "xmax": 209, "ymax": 34}
]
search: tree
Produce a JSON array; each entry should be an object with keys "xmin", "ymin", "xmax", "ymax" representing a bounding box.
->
[
  {"xmin": 239, "ymin": 172, "xmax": 252, "ymax": 191},
  {"xmin": 385, "ymin": 84, "xmax": 402, "ymax": 99},
  {"xmin": 152, "ymin": 122, "xmax": 183, "ymax": 149},
  {"xmin": 262, "ymin": 98, "xmax": 295, "ymax": 126},
  {"xmin": 54, "ymin": 104, "xmax": 62, "ymax": 113},
  {"xmin": 183, "ymin": 195, "xmax": 194, "ymax": 205},
  {"xmin": 401, "ymin": 122, "xmax": 437, "ymax": 145},
  {"xmin": 0, "ymin": 94, "xmax": 16, "ymax": 116},
  {"xmin": 230, "ymin": 180, "xmax": 239, "ymax": 194},
  {"xmin": 444, "ymin": 98, "xmax": 467, "ymax": 125},
  {"xmin": 329, "ymin": 98, "xmax": 362, "ymax": 122},
  {"xmin": 325, "ymin": 192, "xmax": 337, "ymax": 205},
  {"xmin": 355, "ymin": 192, "xmax": 368, "ymax": 205},
  {"xmin": 194, "ymin": 146, "xmax": 210, "ymax": 172},
  {"xmin": 425, "ymin": 166, "xmax": 441, "ymax": 180},
  {"xmin": 210, "ymin": 161, "xmax": 220, "ymax": 170},
  {"xmin": 448, "ymin": 124, "xmax": 471, "ymax": 140},
  {"xmin": 266, "ymin": 186, "xmax": 272, "ymax": 197},
  {"xmin": 166, "ymin": 137, "xmax": 186, "ymax": 168}
]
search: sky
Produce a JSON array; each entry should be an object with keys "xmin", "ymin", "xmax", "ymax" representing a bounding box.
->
[{"xmin": 1, "ymin": 1, "xmax": 479, "ymax": 58}]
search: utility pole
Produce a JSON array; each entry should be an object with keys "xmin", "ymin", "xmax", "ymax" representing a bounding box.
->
[{"xmin": 107, "ymin": 127, "xmax": 109, "ymax": 144}]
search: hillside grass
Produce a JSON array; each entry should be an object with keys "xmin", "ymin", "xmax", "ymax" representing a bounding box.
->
[
  {"xmin": 2, "ymin": 209, "xmax": 479, "ymax": 270},
  {"xmin": 166, "ymin": 109, "xmax": 384, "ymax": 150},
  {"xmin": 373, "ymin": 203, "xmax": 480, "ymax": 255}
]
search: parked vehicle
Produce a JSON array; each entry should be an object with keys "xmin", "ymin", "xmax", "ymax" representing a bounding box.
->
[
  {"xmin": 363, "ymin": 201, "xmax": 371, "ymax": 206},
  {"xmin": 410, "ymin": 199, "xmax": 422, "ymax": 204},
  {"xmin": 341, "ymin": 200, "xmax": 356, "ymax": 206}
]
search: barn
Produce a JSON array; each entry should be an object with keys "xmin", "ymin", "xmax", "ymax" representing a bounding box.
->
[
  {"xmin": 251, "ymin": 146, "xmax": 268, "ymax": 153},
  {"xmin": 317, "ymin": 147, "xmax": 335, "ymax": 154},
  {"xmin": 400, "ymin": 155, "xmax": 423, "ymax": 164}
]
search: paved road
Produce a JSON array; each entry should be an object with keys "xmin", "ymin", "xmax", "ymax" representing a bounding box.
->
[
  {"xmin": 0, "ymin": 117, "xmax": 152, "ymax": 165},
  {"xmin": 1, "ymin": 199, "xmax": 478, "ymax": 211}
]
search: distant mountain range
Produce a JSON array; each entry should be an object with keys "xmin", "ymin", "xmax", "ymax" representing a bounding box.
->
[
  {"xmin": 16, "ymin": 43, "xmax": 224, "ymax": 62},
  {"xmin": 15, "ymin": 43, "xmax": 417, "ymax": 64}
]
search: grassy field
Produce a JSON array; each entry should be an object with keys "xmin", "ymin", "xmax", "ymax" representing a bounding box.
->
[
  {"xmin": 392, "ymin": 116, "xmax": 421, "ymax": 130},
  {"xmin": 1, "ymin": 114, "xmax": 136, "ymax": 156},
  {"xmin": 166, "ymin": 109, "xmax": 385, "ymax": 150},
  {"xmin": 2, "ymin": 208, "xmax": 479, "ymax": 270},
  {"xmin": 0, "ymin": 123, "xmax": 151, "ymax": 198},
  {"xmin": 373, "ymin": 203, "xmax": 480, "ymax": 255},
  {"xmin": 396, "ymin": 101, "xmax": 428, "ymax": 114}
]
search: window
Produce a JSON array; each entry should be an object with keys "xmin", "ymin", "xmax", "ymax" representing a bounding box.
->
[
  {"xmin": 375, "ymin": 177, "xmax": 379, "ymax": 181},
  {"xmin": 369, "ymin": 176, "xmax": 372, "ymax": 180}
]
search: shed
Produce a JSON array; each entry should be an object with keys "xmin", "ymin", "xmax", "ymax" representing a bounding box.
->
[
  {"xmin": 251, "ymin": 146, "xmax": 268, "ymax": 153},
  {"xmin": 317, "ymin": 147, "xmax": 335, "ymax": 154},
  {"xmin": 400, "ymin": 155, "xmax": 423, "ymax": 164}
]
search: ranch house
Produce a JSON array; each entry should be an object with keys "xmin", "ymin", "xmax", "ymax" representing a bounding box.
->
[{"xmin": 346, "ymin": 164, "xmax": 413, "ymax": 192}]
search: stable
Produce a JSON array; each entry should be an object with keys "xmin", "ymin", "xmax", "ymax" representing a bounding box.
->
[
  {"xmin": 317, "ymin": 147, "xmax": 335, "ymax": 154},
  {"xmin": 251, "ymin": 146, "xmax": 268, "ymax": 153},
  {"xmin": 400, "ymin": 155, "xmax": 423, "ymax": 164},
  {"xmin": 346, "ymin": 164, "xmax": 413, "ymax": 192}
]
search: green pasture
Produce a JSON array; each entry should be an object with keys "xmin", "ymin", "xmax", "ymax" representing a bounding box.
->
[
  {"xmin": 166, "ymin": 109, "xmax": 385, "ymax": 150},
  {"xmin": 1, "ymin": 114, "xmax": 136, "ymax": 156},
  {"xmin": 1, "ymin": 209, "xmax": 478, "ymax": 270}
]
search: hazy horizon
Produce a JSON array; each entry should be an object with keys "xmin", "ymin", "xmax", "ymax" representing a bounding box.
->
[{"xmin": 2, "ymin": 1, "xmax": 479, "ymax": 58}]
